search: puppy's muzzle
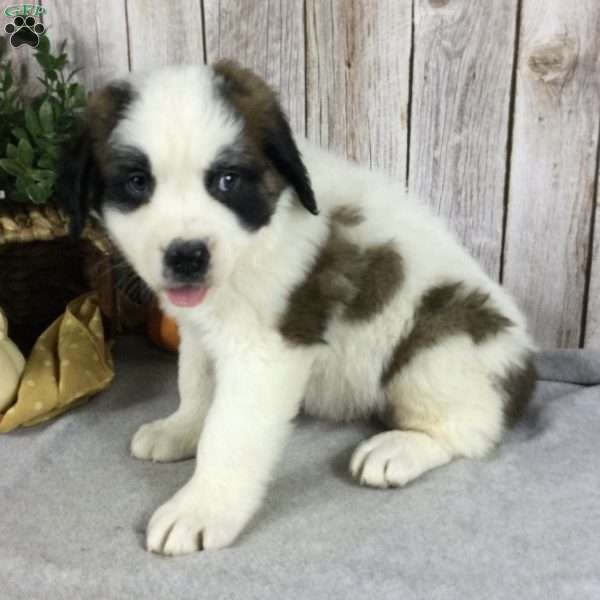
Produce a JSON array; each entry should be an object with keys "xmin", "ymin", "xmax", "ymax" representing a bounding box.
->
[{"xmin": 163, "ymin": 238, "xmax": 210, "ymax": 283}]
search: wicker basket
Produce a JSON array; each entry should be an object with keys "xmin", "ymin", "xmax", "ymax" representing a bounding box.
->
[{"xmin": 0, "ymin": 203, "xmax": 146, "ymax": 354}]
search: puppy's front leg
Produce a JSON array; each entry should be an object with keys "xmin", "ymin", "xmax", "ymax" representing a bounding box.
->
[
  {"xmin": 131, "ymin": 330, "xmax": 214, "ymax": 462},
  {"xmin": 145, "ymin": 347, "xmax": 309, "ymax": 556}
]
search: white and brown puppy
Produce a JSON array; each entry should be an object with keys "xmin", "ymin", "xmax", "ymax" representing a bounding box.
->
[{"xmin": 59, "ymin": 62, "xmax": 536, "ymax": 556}]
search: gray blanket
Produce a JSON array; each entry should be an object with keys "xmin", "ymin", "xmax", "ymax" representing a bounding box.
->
[{"xmin": 1, "ymin": 337, "xmax": 599, "ymax": 599}]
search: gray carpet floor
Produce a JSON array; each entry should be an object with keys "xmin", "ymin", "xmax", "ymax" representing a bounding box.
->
[{"xmin": 1, "ymin": 336, "xmax": 599, "ymax": 599}]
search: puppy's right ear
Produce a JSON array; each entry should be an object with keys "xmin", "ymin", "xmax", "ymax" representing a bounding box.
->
[
  {"xmin": 57, "ymin": 82, "xmax": 134, "ymax": 237},
  {"xmin": 56, "ymin": 125, "xmax": 99, "ymax": 238}
]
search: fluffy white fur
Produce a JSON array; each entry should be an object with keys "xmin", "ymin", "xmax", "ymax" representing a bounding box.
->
[{"xmin": 98, "ymin": 65, "xmax": 535, "ymax": 556}]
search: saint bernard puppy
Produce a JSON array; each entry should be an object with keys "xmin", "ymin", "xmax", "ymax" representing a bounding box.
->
[{"xmin": 59, "ymin": 62, "xmax": 536, "ymax": 556}]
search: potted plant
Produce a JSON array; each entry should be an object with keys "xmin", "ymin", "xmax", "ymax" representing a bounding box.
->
[{"xmin": 0, "ymin": 35, "xmax": 116, "ymax": 352}]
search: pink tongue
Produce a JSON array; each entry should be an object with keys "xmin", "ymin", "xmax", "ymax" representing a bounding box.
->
[{"xmin": 166, "ymin": 286, "xmax": 208, "ymax": 307}]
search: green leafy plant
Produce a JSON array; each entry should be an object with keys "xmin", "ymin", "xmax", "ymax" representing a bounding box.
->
[{"xmin": 0, "ymin": 35, "xmax": 87, "ymax": 204}]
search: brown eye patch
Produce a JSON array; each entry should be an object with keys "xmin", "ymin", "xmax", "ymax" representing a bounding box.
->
[
  {"xmin": 205, "ymin": 143, "xmax": 283, "ymax": 231},
  {"xmin": 213, "ymin": 60, "xmax": 317, "ymax": 216},
  {"xmin": 103, "ymin": 145, "xmax": 155, "ymax": 211}
]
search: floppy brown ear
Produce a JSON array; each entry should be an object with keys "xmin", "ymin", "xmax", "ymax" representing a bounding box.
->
[
  {"xmin": 262, "ymin": 106, "xmax": 318, "ymax": 215},
  {"xmin": 57, "ymin": 82, "xmax": 134, "ymax": 237},
  {"xmin": 56, "ymin": 125, "xmax": 98, "ymax": 237},
  {"xmin": 214, "ymin": 60, "xmax": 318, "ymax": 216}
]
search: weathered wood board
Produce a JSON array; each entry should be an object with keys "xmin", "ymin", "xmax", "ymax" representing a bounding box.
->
[
  {"xmin": 409, "ymin": 0, "xmax": 519, "ymax": 280},
  {"xmin": 42, "ymin": 0, "xmax": 129, "ymax": 89},
  {"xmin": 126, "ymin": 0, "xmax": 204, "ymax": 71},
  {"xmin": 203, "ymin": 0, "xmax": 305, "ymax": 134},
  {"xmin": 583, "ymin": 150, "xmax": 600, "ymax": 348},
  {"xmin": 305, "ymin": 0, "xmax": 411, "ymax": 180},
  {"xmin": 503, "ymin": 0, "xmax": 600, "ymax": 348}
]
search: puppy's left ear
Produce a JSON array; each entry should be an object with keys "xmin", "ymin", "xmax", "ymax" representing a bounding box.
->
[
  {"xmin": 214, "ymin": 60, "xmax": 318, "ymax": 216},
  {"xmin": 262, "ymin": 106, "xmax": 318, "ymax": 215}
]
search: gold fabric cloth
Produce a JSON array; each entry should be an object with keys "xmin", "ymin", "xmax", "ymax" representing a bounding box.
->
[{"xmin": 0, "ymin": 293, "xmax": 114, "ymax": 433}]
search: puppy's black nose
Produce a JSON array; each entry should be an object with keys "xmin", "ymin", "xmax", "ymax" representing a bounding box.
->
[{"xmin": 163, "ymin": 238, "xmax": 210, "ymax": 282}]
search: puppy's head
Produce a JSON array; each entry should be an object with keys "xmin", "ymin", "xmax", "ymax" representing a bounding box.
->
[{"xmin": 59, "ymin": 62, "xmax": 317, "ymax": 308}]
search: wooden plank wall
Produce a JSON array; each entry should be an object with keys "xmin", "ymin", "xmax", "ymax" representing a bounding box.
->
[
  {"xmin": 2, "ymin": 1, "xmax": 600, "ymax": 349},
  {"xmin": 409, "ymin": 1, "xmax": 519, "ymax": 280},
  {"xmin": 503, "ymin": 0, "xmax": 600, "ymax": 349},
  {"xmin": 306, "ymin": 0, "xmax": 411, "ymax": 181},
  {"xmin": 43, "ymin": 0, "xmax": 129, "ymax": 90},
  {"xmin": 585, "ymin": 137, "xmax": 600, "ymax": 347},
  {"xmin": 204, "ymin": 0, "xmax": 306, "ymax": 134}
]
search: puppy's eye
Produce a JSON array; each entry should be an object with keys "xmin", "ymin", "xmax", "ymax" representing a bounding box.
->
[
  {"xmin": 126, "ymin": 173, "xmax": 149, "ymax": 196},
  {"xmin": 218, "ymin": 172, "xmax": 240, "ymax": 193}
]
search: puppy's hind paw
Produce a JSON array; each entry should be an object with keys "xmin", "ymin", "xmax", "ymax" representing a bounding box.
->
[{"xmin": 350, "ymin": 430, "xmax": 452, "ymax": 488}]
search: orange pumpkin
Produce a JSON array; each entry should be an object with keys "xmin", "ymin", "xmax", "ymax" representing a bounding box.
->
[{"xmin": 147, "ymin": 302, "xmax": 180, "ymax": 352}]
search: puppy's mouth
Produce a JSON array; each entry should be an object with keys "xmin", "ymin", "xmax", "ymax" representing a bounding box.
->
[{"xmin": 165, "ymin": 286, "xmax": 208, "ymax": 307}]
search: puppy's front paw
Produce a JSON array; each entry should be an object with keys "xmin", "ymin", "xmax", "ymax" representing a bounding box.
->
[
  {"xmin": 146, "ymin": 485, "xmax": 245, "ymax": 556},
  {"xmin": 131, "ymin": 415, "xmax": 199, "ymax": 462}
]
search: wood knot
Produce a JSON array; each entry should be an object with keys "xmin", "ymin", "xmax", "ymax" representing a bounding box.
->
[
  {"xmin": 429, "ymin": 0, "xmax": 450, "ymax": 7},
  {"xmin": 527, "ymin": 34, "xmax": 577, "ymax": 85}
]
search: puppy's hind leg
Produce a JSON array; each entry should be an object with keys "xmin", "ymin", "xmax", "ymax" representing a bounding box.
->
[
  {"xmin": 351, "ymin": 337, "xmax": 509, "ymax": 488},
  {"xmin": 131, "ymin": 332, "xmax": 214, "ymax": 462}
]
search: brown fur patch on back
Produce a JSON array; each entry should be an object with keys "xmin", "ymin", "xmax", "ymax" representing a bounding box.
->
[
  {"xmin": 497, "ymin": 356, "xmax": 537, "ymax": 426},
  {"xmin": 279, "ymin": 219, "xmax": 403, "ymax": 345},
  {"xmin": 382, "ymin": 282, "xmax": 514, "ymax": 384},
  {"xmin": 344, "ymin": 243, "xmax": 403, "ymax": 321}
]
